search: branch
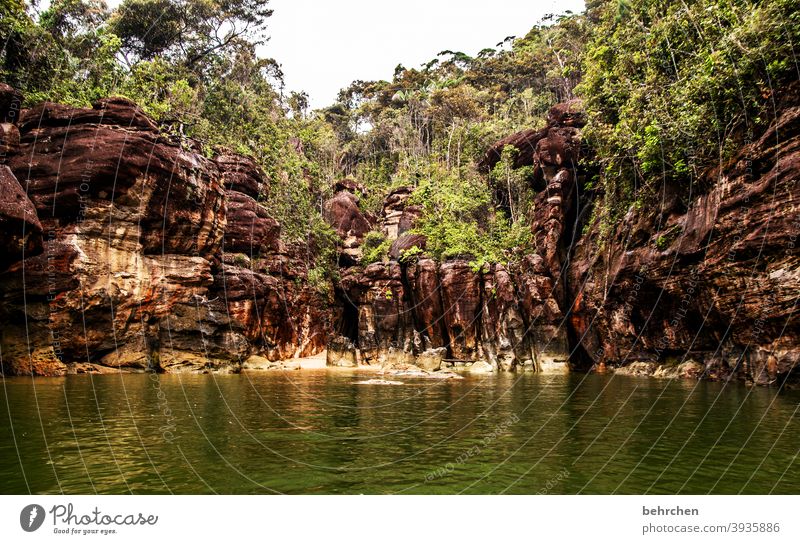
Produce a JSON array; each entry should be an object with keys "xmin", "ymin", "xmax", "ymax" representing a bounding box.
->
[{"xmin": 185, "ymin": 22, "xmax": 249, "ymax": 67}]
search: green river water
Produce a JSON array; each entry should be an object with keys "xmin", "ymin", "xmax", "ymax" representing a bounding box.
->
[{"xmin": 1, "ymin": 371, "xmax": 798, "ymax": 494}]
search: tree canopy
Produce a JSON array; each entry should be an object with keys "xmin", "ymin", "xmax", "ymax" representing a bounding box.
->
[{"xmin": 2, "ymin": 0, "xmax": 797, "ymax": 268}]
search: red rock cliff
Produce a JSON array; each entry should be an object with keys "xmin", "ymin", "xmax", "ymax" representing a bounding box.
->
[
  {"xmin": 569, "ymin": 87, "xmax": 800, "ymax": 384},
  {"xmin": 0, "ymin": 90, "xmax": 331, "ymax": 375}
]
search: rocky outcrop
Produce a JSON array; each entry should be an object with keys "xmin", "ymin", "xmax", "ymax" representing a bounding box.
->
[
  {"xmin": 328, "ymin": 92, "xmax": 799, "ymax": 385},
  {"xmin": 569, "ymin": 88, "xmax": 800, "ymax": 385},
  {"xmin": 328, "ymin": 103, "xmax": 585, "ymax": 373},
  {"xmin": 334, "ymin": 178, "xmax": 366, "ymax": 195},
  {"xmin": 323, "ymin": 183, "xmax": 372, "ymax": 263},
  {"xmin": 0, "ymin": 165, "xmax": 42, "ymax": 269},
  {"xmin": 0, "ymin": 92, "xmax": 331, "ymax": 375},
  {"xmin": 334, "ymin": 256, "xmax": 565, "ymax": 372},
  {"xmin": 213, "ymin": 240, "xmax": 332, "ymax": 364},
  {"xmin": 479, "ymin": 100, "xmax": 585, "ymax": 172},
  {"xmin": 2, "ymin": 86, "xmax": 795, "ymax": 384},
  {"xmin": 323, "ymin": 181, "xmax": 421, "ymax": 266},
  {"xmin": 223, "ymin": 190, "xmax": 280, "ymax": 255},
  {"xmin": 1, "ymin": 98, "xmax": 226, "ymax": 374},
  {"xmin": 217, "ymin": 153, "xmax": 266, "ymax": 199},
  {"xmin": 382, "ymin": 186, "xmax": 421, "ymax": 241},
  {"xmin": 614, "ymin": 360, "xmax": 705, "ymax": 380},
  {"xmin": 338, "ymin": 262, "xmax": 412, "ymax": 366},
  {"xmin": 389, "ymin": 233, "xmax": 427, "ymax": 260},
  {"xmin": 327, "ymin": 335, "xmax": 358, "ymax": 367}
]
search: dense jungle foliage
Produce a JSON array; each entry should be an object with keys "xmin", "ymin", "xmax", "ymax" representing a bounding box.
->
[{"xmin": 2, "ymin": 0, "xmax": 798, "ymax": 271}]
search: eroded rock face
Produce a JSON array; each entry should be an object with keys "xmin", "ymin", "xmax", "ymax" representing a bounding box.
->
[
  {"xmin": 335, "ymin": 257, "xmax": 561, "ymax": 371},
  {"xmin": 478, "ymin": 100, "xmax": 584, "ymax": 173},
  {"xmin": 217, "ymin": 153, "xmax": 265, "ymax": 199},
  {"xmin": 1, "ymin": 99, "xmax": 227, "ymax": 374},
  {"xmin": 329, "ymin": 93, "xmax": 798, "ymax": 383},
  {"xmin": 405, "ymin": 258, "xmax": 447, "ymax": 348},
  {"xmin": 11, "ymin": 101, "xmax": 224, "ymax": 256},
  {"xmin": 439, "ymin": 260, "xmax": 482, "ymax": 361},
  {"xmin": 0, "ymin": 93, "xmax": 332, "ymax": 375},
  {"xmin": 382, "ymin": 186, "xmax": 421, "ymax": 241},
  {"xmin": 2, "ymin": 87, "xmax": 795, "ymax": 384},
  {"xmin": 212, "ymin": 242, "xmax": 331, "ymax": 364},
  {"xmin": 324, "ymin": 182, "xmax": 422, "ymax": 267},
  {"xmin": 480, "ymin": 264, "xmax": 533, "ymax": 371},
  {"xmin": 323, "ymin": 189, "xmax": 372, "ymax": 262},
  {"xmin": 338, "ymin": 262, "xmax": 413, "ymax": 366},
  {"xmin": 569, "ymin": 90, "xmax": 800, "ymax": 384},
  {"xmin": 329, "ymin": 103, "xmax": 585, "ymax": 373},
  {"xmin": 0, "ymin": 165, "xmax": 42, "ymax": 269},
  {"xmin": 223, "ymin": 190, "xmax": 280, "ymax": 255}
]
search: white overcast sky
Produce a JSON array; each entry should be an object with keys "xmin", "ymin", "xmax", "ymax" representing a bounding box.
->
[
  {"xmin": 98, "ymin": 0, "xmax": 586, "ymax": 108},
  {"xmin": 265, "ymin": 0, "xmax": 586, "ymax": 108}
]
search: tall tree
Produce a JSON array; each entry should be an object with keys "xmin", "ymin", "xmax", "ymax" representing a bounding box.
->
[{"xmin": 111, "ymin": 0, "xmax": 272, "ymax": 70}]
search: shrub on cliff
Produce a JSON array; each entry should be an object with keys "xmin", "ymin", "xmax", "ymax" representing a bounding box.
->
[
  {"xmin": 409, "ymin": 163, "xmax": 532, "ymax": 265},
  {"xmin": 361, "ymin": 230, "xmax": 391, "ymax": 265},
  {"xmin": 579, "ymin": 0, "xmax": 800, "ymax": 222}
]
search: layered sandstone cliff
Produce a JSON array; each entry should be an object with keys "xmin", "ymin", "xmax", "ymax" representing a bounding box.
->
[
  {"xmin": 325, "ymin": 96, "xmax": 798, "ymax": 384},
  {"xmin": 569, "ymin": 87, "xmax": 800, "ymax": 385},
  {"xmin": 326, "ymin": 102, "xmax": 586, "ymax": 373},
  {"xmin": 0, "ymin": 89, "xmax": 331, "ymax": 375},
  {"xmin": 1, "ymin": 84, "xmax": 797, "ymax": 384}
]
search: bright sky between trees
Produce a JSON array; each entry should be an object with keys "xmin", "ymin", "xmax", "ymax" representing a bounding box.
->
[
  {"xmin": 264, "ymin": 0, "xmax": 586, "ymax": 108},
  {"xmin": 97, "ymin": 0, "xmax": 586, "ymax": 109}
]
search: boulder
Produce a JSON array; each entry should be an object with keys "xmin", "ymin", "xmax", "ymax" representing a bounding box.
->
[
  {"xmin": 468, "ymin": 360, "xmax": 496, "ymax": 374},
  {"xmin": 417, "ymin": 347, "xmax": 446, "ymax": 372},
  {"xmin": 243, "ymin": 355, "xmax": 301, "ymax": 371},
  {"xmin": 334, "ymin": 178, "xmax": 366, "ymax": 195},
  {"xmin": 327, "ymin": 336, "xmax": 357, "ymax": 367},
  {"xmin": 324, "ymin": 190, "xmax": 372, "ymax": 261},
  {"xmin": 653, "ymin": 360, "xmax": 706, "ymax": 380},
  {"xmin": 0, "ymin": 122, "xmax": 20, "ymax": 159},
  {"xmin": 389, "ymin": 233, "xmax": 427, "ymax": 260}
]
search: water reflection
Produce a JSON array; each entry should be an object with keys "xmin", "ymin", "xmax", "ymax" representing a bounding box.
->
[{"xmin": 1, "ymin": 372, "xmax": 798, "ymax": 494}]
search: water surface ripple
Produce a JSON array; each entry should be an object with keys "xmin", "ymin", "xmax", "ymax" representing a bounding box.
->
[{"xmin": 1, "ymin": 372, "xmax": 798, "ymax": 494}]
